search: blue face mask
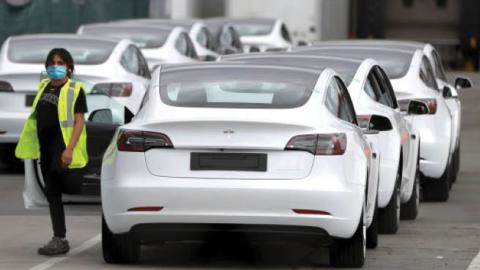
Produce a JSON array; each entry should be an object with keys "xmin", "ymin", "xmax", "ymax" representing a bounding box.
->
[{"xmin": 46, "ymin": 65, "xmax": 67, "ymax": 80}]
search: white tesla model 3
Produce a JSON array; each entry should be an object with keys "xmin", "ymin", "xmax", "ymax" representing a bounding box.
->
[
  {"xmin": 0, "ymin": 34, "xmax": 150, "ymax": 167},
  {"xmin": 100, "ymin": 63, "xmax": 379, "ymax": 267},
  {"xmin": 221, "ymin": 53, "xmax": 423, "ymax": 230},
  {"xmin": 293, "ymin": 46, "xmax": 455, "ymax": 202},
  {"xmin": 77, "ymin": 23, "xmax": 199, "ymax": 70},
  {"xmin": 311, "ymin": 39, "xmax": 472, "ymax": 183}
]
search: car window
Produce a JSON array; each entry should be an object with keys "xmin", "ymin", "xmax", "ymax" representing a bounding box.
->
[
  {"xmin": 134, "ymin": 46, "xmax": 151, "ymax": 79},
  {"xmin": 230, "ymin": 27, "xmax": 243, "ymax": 50},
  {"xmin": 197, "ymin": 28, "xmax": 210, "ymax": 48},
  {"xmin": 8, "ymin": 38, "xmax": 115, "ymax": 65},
  {"xmin": 420, "ymin": 56, "xmax": 439, "ymax": 91},
  {"xmin": 185, "ymin": 34, "xmax": 198, "ymax": 59},
  {"xmin": 220, "ymin": 28, "xmax": 234, "ymax": 47},
  {"xmin": 175, "ymin": 33, "xmax": 188, "ymax": 56},
  {"xmin": 363, "ymin": 74, "xmax": 381, "ymax": 102},
  {"xmin": 121, "ymin": 45, "xmax": 140, "ymax": 75},
  {"xmin": 160, "ymin": 67, "xmax": 318, "ymax": 109},
  {"xmin": 374, "ymin": 66, "xmax": 398, "ymax": 109},
  {"xmin": 336, "ymin": 77, "xmax": 357, "ymax": 125},
  {"xmin": 432, "ymin": 50, "xmax": 447, "ymax": 81},
  {"xmin": 281, "ymin": 24, "xmax": 292, "ymax": 42},
  {"xmin": 325, "ymin": 77, "xmax": 357, "ymax": 125}
]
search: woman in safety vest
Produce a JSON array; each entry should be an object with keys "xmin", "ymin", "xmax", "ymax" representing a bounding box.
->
[{"xmin": 15, "ymin": 48, "xmax": 88, "ymax": 256}]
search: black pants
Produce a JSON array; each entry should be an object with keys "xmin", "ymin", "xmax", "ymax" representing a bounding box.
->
[{"xmin": 39, "ymin": 137, "xmax": 67, "ymax": 239}]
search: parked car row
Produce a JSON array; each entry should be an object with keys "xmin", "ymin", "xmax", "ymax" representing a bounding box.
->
[{"xmin": 0, "ymin": 17, "xmax": 472, "ymax": 268}]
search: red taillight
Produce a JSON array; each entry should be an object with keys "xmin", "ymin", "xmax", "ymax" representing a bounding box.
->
[
  {"xmin": 293, "ymin": 209, "xmax": 331, "ymax": 215},
  {"xmin": 398, "ymin": 98, "xmax": 437, "ymax": 114},
  {"xmin": 128, "ymin": 206, "xmax": 163, "ymax": 212},
  {"xmin": 285, "ymin": 133, "xmax": 346, "ymax": 155},
  {"xmin": 0, "ymin": 81, "xmax": 13, "ymax": 92},
  {"xmin": 91, "ymin": 82, "xmax": 133, "ymax": 97},
  {"xmin": 117, "ymin": 129, "xmax": 173, "ymax": 152}
]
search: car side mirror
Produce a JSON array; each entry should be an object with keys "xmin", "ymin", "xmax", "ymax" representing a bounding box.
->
[
  {"xmin": 224, "ymin": 48, "xmax": 237, "ymax": 55},
  {"xmin": 249, "ymin": 46, "xmax": 260, "ymax": 53},
  {"xmin": 407, "ymin": 100, "xmax": 429, "ymax": 115},
  {"xmin": 88, "ymin": 109, "xmax": 113, "ymax": 124},
  {"xmin": 454, "ymin": 77, "xmax": 472, "ymax": 89},
  {"xmin": 357, "ymin": 114, "xmax": 393, "ymax": 132},
  {"xmin": 442, "ymin": 86, "xmax": 453, "ymax": 98}
]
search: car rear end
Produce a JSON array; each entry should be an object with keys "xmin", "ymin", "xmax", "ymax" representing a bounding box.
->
[{"xmin": 101, "ymin": 65, "xmax": 367, "ymax": 245}]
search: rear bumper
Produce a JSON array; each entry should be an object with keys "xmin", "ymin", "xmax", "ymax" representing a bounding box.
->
[
  {"xmin": 101, "ymin": 152, "xmax": 366, "ymax": 240},
  {"xmin": 0, "ymin": 111, "xmax": 28, "ymax": 143},
  {"xmin": 130, "ymin": 223, "xmax": 332, "ymax": 245}
]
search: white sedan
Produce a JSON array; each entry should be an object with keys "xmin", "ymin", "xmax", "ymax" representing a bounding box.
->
[
  {"xmin": 226, "ymin": 18, "xmax": 293, "ymax": 52},
  {"xmin": 0, "ymin": 34, "xmax": 150, "ymax": 166},
  {"xmin": 294, "ymin": 46, "xmax": 455, "ymax": 202},
  {"xmin": 116, "ymin": 18, "xmax": 219, "ymax": 61},
  {"xmin": 77, "ymin": 23, "xmax": 199, "ymax": 70},
  {"xmin": 100, "ymin": 63, "xmax": 379, "ymax": 267},
  {"xmin": 313, "ymin": 39, "xmax": 472, "ymax": 183},
  {"xmin": 221, "ymin": 53, "xmax": 422, "ymax": 232}
]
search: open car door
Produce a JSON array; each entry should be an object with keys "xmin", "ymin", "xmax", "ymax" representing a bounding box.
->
[{"xmin": 23, "ymin": 88, "xmax": 131, "ymax": 209}]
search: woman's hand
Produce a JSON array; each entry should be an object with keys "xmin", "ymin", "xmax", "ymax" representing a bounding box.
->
[{"xmin": 61, "ymin": 148, "xmax": 73, "ymax": 168}]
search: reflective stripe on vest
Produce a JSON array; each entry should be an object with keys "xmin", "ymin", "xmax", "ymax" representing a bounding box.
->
[{"xmin": 60, "ymin": 82, "xmax": 75, "ymax": 128}]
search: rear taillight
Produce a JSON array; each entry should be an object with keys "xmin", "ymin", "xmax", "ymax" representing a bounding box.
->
[
  {"xmin": 398, "ymin": 98, "xmax": 437, "ymax": 114},
  {"xmin": 91, "ymin": 82, "xmax": 133, "ymax": 97},
  {"xmin": 117, "ymin": 129, "xmax": 173, "ymax": 152},
  {"xmin": 0, "ymin": 81, "xmax": 13, "ymax": 92},
  {"xmin": 285, "ymin": 133, "xmax": 346, "ymax": 155}
]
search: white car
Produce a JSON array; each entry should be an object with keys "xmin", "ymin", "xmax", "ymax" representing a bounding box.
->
[
  {"xmin": 221, "ymin": 53, "xmax": 422, "ymax": 231},
  {"xmin": 100, "ymin": 63, "xmax": 379, "ymax": 267},
  {"xmin": 313, "ymin": 39, "xmax": 472, "ymax": 183},
  {"xmin": 77, "ymin": 23, "xmax": 199, "ymax": 70},
  {"xmin": 294, "ymin": 46, "xmax": 455, "ymax": 202},
  {"xmin": 116, "ymin": 18, "xmax": 219, "ymax": 61},
  {"xmin": 0, "ymin": 34, "xmax": 150, "ymax": 166},
  {"xmin": 224, "ymin": 18, "xmax": 293, "ymax": 52}
]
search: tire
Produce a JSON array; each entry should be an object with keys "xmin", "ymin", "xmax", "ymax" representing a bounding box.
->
[
  {"xmin": 366, "ymin": 199, "xmax": 378, "ymax": 249},
  {"xmin": 330, "ymin": 210, "xmax": 366, "ymax": 267},
  {"xmin": 378, "ymin": 167, "xmax": 401, "ymax": 234},
  {"xmin": 102, "ymin": 215, "xmax": 140, "ymax": 264},
  {"xmin": 451, "ymin": 147, "xmax": 460, "ymax": 183},
  {"xmin": 400, "ymin": 169, "xmax": 419, "ymax": 220},
  {"xmin": 422, "ymin": 162, "xmax": 450, "ymax": 202}
]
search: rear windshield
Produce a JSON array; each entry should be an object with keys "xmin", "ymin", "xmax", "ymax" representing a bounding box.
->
[
  {"xmin": 233, "ymin": 23, "xmax": 274, "ymax": 36},
  {"xmin": 159, "ymin": 67, "xmax": 318, "ymax": 108},
  {"xmin": 8, "ymin": 38, "xmax": 115, "ymax": 65},
  {"xmin": 81, "ymin": 26, "xmax": 170, "ymax": 49}
]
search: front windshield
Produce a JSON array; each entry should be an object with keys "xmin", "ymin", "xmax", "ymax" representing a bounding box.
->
[
  {"xmin": 8, "ymin": 38, "xmax": 116, "ymax": 65},
  {"xmin": 81, "ymin": 26, "xmax": 170, "ymax": 49}
]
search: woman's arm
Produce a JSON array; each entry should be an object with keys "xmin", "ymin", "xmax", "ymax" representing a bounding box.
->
[{"xmin": 61, "ymin": 113, "xmax": 85, "ymax": 168}]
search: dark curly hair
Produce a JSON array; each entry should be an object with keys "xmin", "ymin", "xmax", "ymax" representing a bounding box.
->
[{"xmin": 44, "ymin": 48, "xmax": 74, "ymax": 78}]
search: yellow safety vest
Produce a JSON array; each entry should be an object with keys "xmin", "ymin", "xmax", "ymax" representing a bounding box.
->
[{"xmin": 15, "ymin": 78, "xmax": 88, "ymax": 169}]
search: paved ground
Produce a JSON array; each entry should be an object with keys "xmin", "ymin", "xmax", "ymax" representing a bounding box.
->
[{"xmin": 0, "ymin": 76, "xmax": 479, "ymax": 269}]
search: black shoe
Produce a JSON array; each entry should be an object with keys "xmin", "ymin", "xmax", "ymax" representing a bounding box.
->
[{"xmin": 38, "ymin": 237, "xmax": 70, "ymax": 256}]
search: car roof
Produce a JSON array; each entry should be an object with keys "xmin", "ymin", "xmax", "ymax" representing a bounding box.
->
[
  {"xmin": 208, "ymin": 17, "xmax": 278, "ymax": 25},
  {"xmin": 9, "ymin": 33, "xmax": 121, "ymax": 44},
  {"xmin": 312, "ymin": 40, "xmax": 425, "ymax": 53},
  {"xmin": 81, "ymin": 23, "xmax": 176, "ymax": 33},
  {"xmin": 222, "ymin": 53, "xmax": 363, "ymax": 76},
  {"xmin": 294, "ymin": 46, "xmax": 416, "ymax": 61},
  {"xmin": 115, "ymin": 19, "xmax": 198, "ymax": 30},
  {"xmin": 161, "ymin": 62, "xmax": 322, "ymax": 77}
]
